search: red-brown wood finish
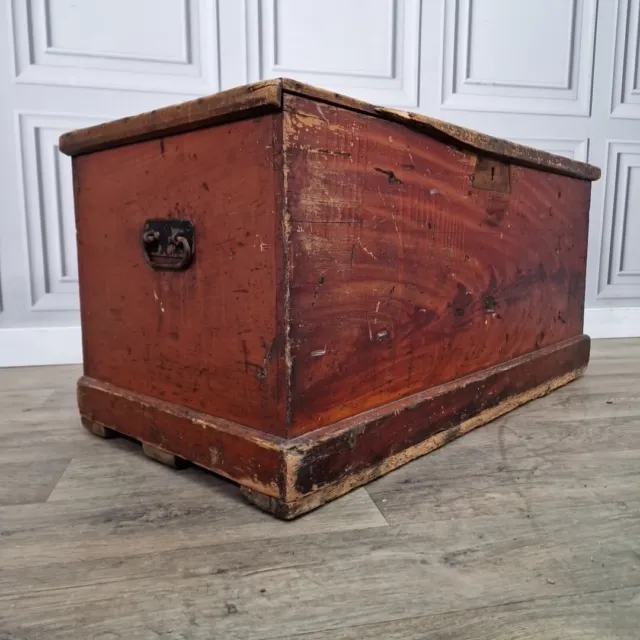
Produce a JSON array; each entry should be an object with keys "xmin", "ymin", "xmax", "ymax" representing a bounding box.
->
[
  {"xmin": 66, "ymin": 79, "xmax": 599, "ymax": 518},
  {"xmin": 73, "ymin": 115, "xmax": 287, "ymax": 435},
  {"xmin": 78, "ymin": 376, "xmax": 284, "ymax": 497},
  {"xmin": 60, "ymin": 78, "xmax": 600, "ymax": 181},
  {"xmin": 283, "ymin": 95, "xmax": 590, "ymax": 434},
  {"xmin": 78, "ymin": 334, "xmax": 589, "ymax": 519}
]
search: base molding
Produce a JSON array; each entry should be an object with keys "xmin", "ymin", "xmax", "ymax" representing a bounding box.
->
[
  {"xmin": 78, "ymin": 334, "xmax": 590, "ymax": 519},
  {"xmin": 242, "ymin": 364, "xmax": 585, "ymax": 519},
  {"xmin": 0, "ymin": 326, "xmax": 82, "ymax": 367},
  {"xmin": 584, "ymin": 308, "xmax": 640, "ymax": 339}
]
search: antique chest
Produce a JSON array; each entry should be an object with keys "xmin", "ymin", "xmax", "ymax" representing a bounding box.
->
[{"xmin": 60, "ymin": 79, "xmax": 600, "ymax": 519}]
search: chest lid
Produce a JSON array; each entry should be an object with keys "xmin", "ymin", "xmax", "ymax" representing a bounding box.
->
[{"xmin": 59, "ymin": 78, "xmax": 600, "ymax": 182}]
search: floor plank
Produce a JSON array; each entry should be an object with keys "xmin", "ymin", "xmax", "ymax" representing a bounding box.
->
[
  {"xmin": 0, "ymin": 339, "xmax": 639, "ymax": 639},
  {"xmin": 1, "ymin": 501, "xmax": 638, "ymax": 639},
  {"xmin": 0, "ymin": 458, "xmax": 70, "ymax": 506},
  {"xmin": 1, "ymin": 439, "xmax": 388, "ymax": 574},
  {"xmin": 281, "ymin": 587, "xmax": 640, "ymax": 640}
]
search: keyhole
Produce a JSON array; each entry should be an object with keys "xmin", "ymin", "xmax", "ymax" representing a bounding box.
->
[{"xmin": 490, "ymin": 166, "xmax": 495, "ymax": 181}]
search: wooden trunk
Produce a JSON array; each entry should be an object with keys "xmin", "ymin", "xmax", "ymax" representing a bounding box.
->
[{"xmin": 60, "ymin": 79, "xmax": 600, "ymax": 519}]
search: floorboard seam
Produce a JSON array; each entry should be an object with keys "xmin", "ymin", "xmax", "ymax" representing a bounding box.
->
[{"xmin": 269, "ymin": 583, "xmax": 640, "ymax": 640}]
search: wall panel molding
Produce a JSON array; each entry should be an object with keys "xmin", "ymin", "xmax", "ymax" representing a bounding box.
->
[
  {"xmin": 463, "ymin": 0, "xmax": 577, "ymax": 91},
  {"xmin": 597, "ymin": 141, "xmax": 640, "ymax": 299},
  {"xmin": 258, "ymin": 0, "xmax": 421, "ymax": 107},
  {"xmin": 245, "ymin": 0, "xmax": 263, "ymax": 82},
  {"xmin": 216, "ymin": 0, "xmax": 261, "ymax": 87},
  {"xmin": 16, "ymin": 113, "xmax": 106, "ymax": 313},
  {"xmin": 510, "ymin": 138, "xmax": 589, "ymax": 162},
  {"xmin": 42, "ymin": 0, "xmax": 192, "ymax": 64},
  {"xmin": 1, "ymin": 0, "xmax": 639, "ymax": 366},
  {"xmin": 611, "ymin": 0, "xmax": 640, "ymax": 118},
  {"xmin": 10, "ymin": 0, "xmax": 220, "ymax": 94},
  {"xmin": 441, "ymin": 0, "xmax": 597, "ymax": 115}
]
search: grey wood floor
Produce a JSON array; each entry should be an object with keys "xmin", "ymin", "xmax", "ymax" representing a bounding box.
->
[{"xmin": 1, "ymin": 339, "xmax": 639, "ymax": 640}]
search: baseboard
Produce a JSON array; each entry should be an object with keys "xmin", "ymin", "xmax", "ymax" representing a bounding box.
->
[
  {"xmin": 0, "ymin": 309, "xmax": 636, "ymax": 368},
  {"xmin": 584, "ymin": 308, "xmax": 640, "ymax": 339},
  {"xmin": 0, "ymin": 326, "xmax": 82, "ymax": 367}
]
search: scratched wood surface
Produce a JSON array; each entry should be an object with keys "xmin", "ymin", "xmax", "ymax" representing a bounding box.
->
[
  {"xmin": 279, "ymin": 78, "xmax": 600, "ymax": 182},
  {"xmin": 59, "ymin": 78, "xmax": 600, "ymax": 183},
  {"xmin": 0, "ymin": 338, "xmax": 638, "ymax": 639},
  {"xmin": 73, "ymin": 114, "xmax": 288, "ymax": 435},
  {"xmin": 59, "ymin": 79, "xmax": 283, "ymax": 157},
  {"xmin": 284, "ymin": 95, "xmax": 591, "ymax": 433}
]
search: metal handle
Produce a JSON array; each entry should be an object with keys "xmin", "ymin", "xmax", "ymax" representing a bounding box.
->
[{"xmin": 141, "ymin": 219, "xmax": 194, "ymax": 271}]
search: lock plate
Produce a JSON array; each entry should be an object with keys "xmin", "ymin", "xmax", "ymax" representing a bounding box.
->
[{"xmin": 472, "ymin": 156, "xmax": 511, "ymax": 194}]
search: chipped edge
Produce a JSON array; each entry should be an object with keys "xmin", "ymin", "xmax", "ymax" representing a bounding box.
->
[
  {"xmin": 249, "ymin": 365, "xmax": 587, "ymax": 519},
  {"xmin": 281, "ymin": 107, "xmax": 294, "ymax": 431},
  {"xmin": 59, "ymin": 79, "xmax": 284, "ymax": 157}
]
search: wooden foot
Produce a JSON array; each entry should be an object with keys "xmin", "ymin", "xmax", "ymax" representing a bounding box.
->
[
  {"xmin": 142, "ymin": 443, "xmax": 189, "ymax": 469},
  {"xmin": 240, "ymin": 487, "xmax": 318, "ymax": 520},
  {"xmin": 82, "ymin": 417, "xmax": 117, "ymax": 439}
]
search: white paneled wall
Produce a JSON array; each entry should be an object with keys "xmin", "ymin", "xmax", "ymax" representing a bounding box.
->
[
  {"xmin": 441, "ymin": 0, "xmax": 597, "ymax": 115},
  {"xmin": 0, "ymin": 0, "xmax": 639, "ymax": 366},
  {"xmin": 11, "ymin": 0, "xmax": 220, "ymax": 93},
  {"xmin": 261, "ymin": 0, "xmax": 421, "ymax": 106}
]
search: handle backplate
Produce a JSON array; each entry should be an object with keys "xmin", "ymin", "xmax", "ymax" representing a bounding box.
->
[{"xmin": 141, "ymin": 219, "xmax": 194, "ymax": 271}]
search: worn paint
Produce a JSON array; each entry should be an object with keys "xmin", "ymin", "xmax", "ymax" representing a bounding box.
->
[
  {"xmin": 80, "ymin": 334, "xmax": 588, "ymax": 518},
  {"xmin": 72, "ymin": 81, "xmax": 596, "ymax": 519},
  {"xmin": 283, "ymin": 94, "xmax": 591, "ymax": 434},
  {"xmin": 74, "ymin": 113, "xmax": 287, "ymax": 435}
]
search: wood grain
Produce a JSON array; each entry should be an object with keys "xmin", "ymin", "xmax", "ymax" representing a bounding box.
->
[
  {"xmin": 73, "ymin": 113, "xmax": 287, "ymax": 435},
  {"xmin": 59, "ymin": 79, "xmax": 283, "ymax": 156},
  {"xmin": 280, "ymin": 588, "xmax": 639, "ymax": 639},
  {"xmin": 59, "ymin": 78, "xmax": 599, "ymax": 182},
  {"xmin": 249, "ymin": 335, "xmax": 589, "ymax": 518},
  {"xmin": 0, "ymin": 458, "xmax": 70, "ymax": 507},
  {"xmin": 78, "ymin": 376, "xmax": 285, "ymax": 499},
  {"xmin": 284, "ymin": 94, "xmax": 591, "ymax": 432},
  {"xmin": 77, "ymin": 335, "xmax": 588, "ymax": 518},
  {"xmin": 375, "ymin": 106, "xmax": 602, "ymax": 181},
  {"xmin": 68, "ymin": 83, "xmax": 597, "ymax": 518},
  {"xmin": 281, "ymin": 78, "xmax": 600, "ymax": 181}
]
